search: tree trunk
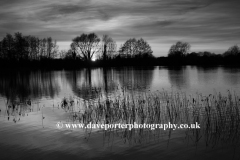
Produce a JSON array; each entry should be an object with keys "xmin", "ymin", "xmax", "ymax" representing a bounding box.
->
[{"xmin": 103, "ymin": 44, "xmax": 107, "ymax": 61}]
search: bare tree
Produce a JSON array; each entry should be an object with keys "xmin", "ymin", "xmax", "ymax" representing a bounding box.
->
[
  {"xmin": 40, "ymin": 38, "xmax": 47, "ymax": 59},
  {"xmin": 119, "ymin": 38, "xmax": 138, "ymax": 58},
  {"xmin": 72, "ymin": 33, "xmax": 100, "ymax": 61},
  {"xmin": 46, "ymin": 37, "xmax": 58, "ymax": 59},
  {"xmin": 101, "ymin": 35, "xmax": 116, "ymax": 60},
  {"xmin": 224, "ymin": 45, "xmax": 240, "ymax": 56},
  {"xmin": 168, "ymin": 41, "xmax": 191, "ymax": 57},
  {"xmin": 135, "ymin": 38, "xmax": 153, "ymax": 58},
  {"xmin": 0, "ymin": 41, "xmax": 2, "ymax": 59},
  {"xmin": 70, "ymin": 43, "xmax": 78, "ymax": 59},
  {"xmin": 1, "ymin": 33, "xmax": 14, "ymax": 59},
  {"xmin": 59, "ymin": 50, "xmax": 67, "ymax": 59},
  {"xmin": 119, "ymin": 38, "xmax": 153, "ymax": 58},
  {"xmin": 0, "ymin": 32, "xmax": 58, "ymax": 61},
  {"xmin": 14, "ymin": 32, "xmax": 28, "ymax": 60}
]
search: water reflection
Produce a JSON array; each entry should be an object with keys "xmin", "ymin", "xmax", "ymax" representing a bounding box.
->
[
  {"xmin": 1, "ymin": 66, "xmax": 240, "ymax": 104},
  {"xmin": 196, "ymin": 66, "xmax": 219, "ymax": 84},
  {"xmin": 61, "ymin": 90, "xmax": 240, "ymax": 153},
  {"xmin": 222, "ymin": 67, "xmax": 240, "ymax": 86},
  {"xmin": 116, "ymin": 67, "xmax": 154, "ymax": 92},
  {"xmin": 65, "ymin": 69, "xmax": 118, "ymax": 100},
  {"xmin": 65, "ymin": 67, "xmax": 154, "ymax": 100},
  {"xmin": 167, "ymin": 66, "xmax": 189, "ymax": 89},
  {"xmin": 5, "ymin": 100, "xmax": 33, "ymax": 123},
  {"xmin": 0, "ymin": 67, "xmax": 240, "ymax": 160},
  {"xmin": 65, "ymin": 69, "xmax": 97, "ymax": 100},
  {"xmin": 0, "ymin": 70, "xmax": 60, "ymax": 101},
  {"xmin": 103, "ymin": 68, "xmax": 116, "ymax": 94}
]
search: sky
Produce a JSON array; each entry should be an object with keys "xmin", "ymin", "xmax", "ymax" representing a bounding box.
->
[{"xmin": 0, "ymin": 0, "xmax": 240, "ymax": 57}]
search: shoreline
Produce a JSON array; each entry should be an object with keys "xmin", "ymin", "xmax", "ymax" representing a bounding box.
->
[{"xmin": 0, "ymin": 59, "xmax": 240, "ymax": 70}]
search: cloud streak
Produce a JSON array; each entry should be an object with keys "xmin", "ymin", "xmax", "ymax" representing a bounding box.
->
[{"xmin": 0, "ymin": 0, "xmax": 240, "ymax": 55}]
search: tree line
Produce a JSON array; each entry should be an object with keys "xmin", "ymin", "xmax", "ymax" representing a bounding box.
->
[
  {"xmin": 59, "ymin": 33, "xmax": 154, "ymax": 61},
  {"xmin": 163, "ymin": 41, "xmax": 240, "ymax": 65},
  {"xmin": 0, "ymin": 32, "xmax": 58, "ymax": 61},
  {"xmin": 0, "ymin": 32, "xmax": 239, "ymax": 68},
  {"xmin": 168, "ymin": 41, "xmax": 240, "ymax": 58}
]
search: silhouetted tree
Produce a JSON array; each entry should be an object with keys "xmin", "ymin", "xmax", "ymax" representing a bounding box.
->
[
  {"xmin": 14, "ymin": 32, "xmax": 24, "ymax": 60},
  {"xmin": 202, "ymin": 51, "xmax": 216, "ymax": 57},
  {"xmin": 119, "ymin": 38, "xmax": 138, "ymax": 58},
  {"xmin": 60, "ymin": 43, "xmax": 79, "ymax": 60},
  {"xmin": 59, "ymin": 50, "xmax": 67, "ymax": 59},
  {"xmin": 187, "ymin": 52, "xmax": 199, "ymax": 58},
  {"xmin": 70, "ymin": 43, "xmax": 78, "ymax": 59},
  {"xmin": 26, "ymin": 36, "xmax": 38, "ymax": 60},
  {"xmin": 1, "ymin": 33, "xmax": 15, "ymax": 60},
  {"xmin": 0, "ymin": 32, "xmax": 58, "ymax": 61},
  {"xmin": 135, "ymin": 38, "xmax": 153, "ymax": 58},
  {"xmin": 101, "ymin": 35, "xmax": 116, "ymax": 60},
  {"xmin": 0, "ymin": 41, "xmax": 2, "ymax": 58},
  {"xmin": 40, "ymin": 38, "xmax": 47, "ymax": 59},
  {"xmin": 61, "ymin": 48, "xmax": 79, "ymax": 60},
  {"xmin": 72, "ymin": 33, "xmax": 100, "ymax": 62},
  {"xmin": 46, "ymin": 37, "xmax": 58, "ymax": 59},
  {"xmin": 119, "ymin": 38, "xmax": 153, "ymax": 58},
  {"xmin": 38, "ymin": 37, "xmax": 58, "ymax": 59},
  {"xmin": 223, "ymin": 45, "xmax": 240, "ymax": 56},
  {"xmin": 168, "ymin": 41, "xmax": 190, "ymax": 57}
]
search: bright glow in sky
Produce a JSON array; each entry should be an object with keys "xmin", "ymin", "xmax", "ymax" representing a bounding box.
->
[{"xmin": 0, "ymin": 0, "xmax": 240, "ymax": 56}]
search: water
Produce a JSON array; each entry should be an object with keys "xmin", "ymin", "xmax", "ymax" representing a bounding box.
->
[{"xmin": 0, "ymin": 66, "xmax": 240, "ymax": 160}]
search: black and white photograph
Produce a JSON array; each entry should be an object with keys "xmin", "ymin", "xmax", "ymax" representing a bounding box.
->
[{"xmin": 0, "ymin": 0, "xmax": 240, "ymax": 159}]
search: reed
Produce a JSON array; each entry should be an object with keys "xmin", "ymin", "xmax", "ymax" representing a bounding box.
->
[{"xmin": 59, "ymin": 89, "xmax": 240, "ymax": 147}]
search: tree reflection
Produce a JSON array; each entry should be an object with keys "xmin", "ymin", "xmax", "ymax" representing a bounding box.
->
[
  {"xmin": 116, "ymin": 67, "xmax": 154, "ymax": 92},
  {"xmin": 196, "ymin": 66, "xmax": 219, "ymax": 84},
  {"xmin": 222, "ymin": 67, "xmax": 240, "ymax": 86},
  {"xmin": 0, "ymin": 70, "xmax": 60, "ymax": 101},
  {"xmin": 102, "ymin": 68, "xmax": 118, "ymax": 95},
  {"xmin": 65, "ymin": 67, "xmax": 154, "ymax": 101},
  {"xmin": 65, "ymin": 69, "xmax": 106, "ymax": 100},
  {"xmin": 5, "ymin": 100, "xmax": 33, "ymax": 123},
  {"xmin": 167, "ymin": 66, "xmax": 189, "ymax": 90}
]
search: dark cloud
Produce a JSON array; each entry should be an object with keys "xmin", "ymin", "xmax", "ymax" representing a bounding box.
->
[
  {"xmin": 0, "ymin": 0, "xmax": 240, "ymax": 55},
  {"xmin": 0, "ymin": 0, "xmax": 30, "ymax": 6},
  {"xmin": 57, "ymin": 4, "xmax": 89, "ymax": 14}
]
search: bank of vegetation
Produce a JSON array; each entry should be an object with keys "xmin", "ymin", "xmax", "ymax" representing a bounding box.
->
[{"xmin": 0, "ymin": 32, "xmax": 239, "ymax": 69}]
